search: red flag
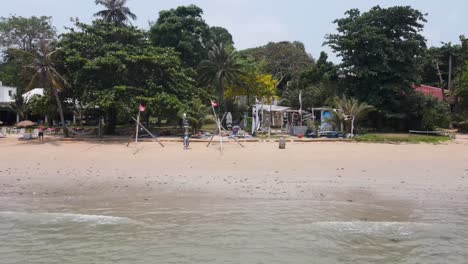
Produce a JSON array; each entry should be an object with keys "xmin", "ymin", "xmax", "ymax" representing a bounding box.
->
[
  {"xmin": 139, "ymin": 104, "xmax": 146, "ymax": 112},
  {"xmin": 211, "ymin": 100, "xmax": 218, "ymax": 107}
]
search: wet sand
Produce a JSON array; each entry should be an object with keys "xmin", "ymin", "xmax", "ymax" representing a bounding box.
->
[{"xmin": 1, "ymin": 136, "xmax": 467, "ymax": 206}]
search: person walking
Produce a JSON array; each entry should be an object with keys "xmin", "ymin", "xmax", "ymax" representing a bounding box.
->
[{"xmin": 38, "ymin": 125, "xmax": 45, "ymax": 142}]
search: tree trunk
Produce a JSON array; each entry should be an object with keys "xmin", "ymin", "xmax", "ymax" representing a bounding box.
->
[
  {"xmin": 105, "ymin": 106, "xmax": 117, "ymax": 134},
  {"xmin": 219, "ymin": 77, "xmax": 227, "ymax": 114},
  {"xmin": 54, "ymin": 89, "xmax": 69, "ymax": 137}
]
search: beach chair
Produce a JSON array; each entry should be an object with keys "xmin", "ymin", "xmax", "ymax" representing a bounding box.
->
[{"xmin": 0, "ymin": 127, "xmax": 6, "ymax": 137}]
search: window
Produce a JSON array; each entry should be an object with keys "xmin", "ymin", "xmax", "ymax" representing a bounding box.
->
[{"xmin": 8, "ymin": 90, "xmax": 12, "ymax": 96}]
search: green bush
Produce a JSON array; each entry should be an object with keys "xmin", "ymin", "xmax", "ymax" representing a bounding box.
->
[
  {"xmin": 458, "ymin": 121, "xmax": 468, "ymax": 133},
  {"xmin": 407, "ymin": 94, "xmax": 450, "ymax": 130}
]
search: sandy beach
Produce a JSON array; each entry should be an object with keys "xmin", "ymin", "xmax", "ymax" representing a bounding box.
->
[{"xmin": 1, "ymin": 137, "xmax": 467, "ymax": 205}]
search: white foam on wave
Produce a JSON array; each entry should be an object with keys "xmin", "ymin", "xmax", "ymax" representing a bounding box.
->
[
  {"xmin": 312, "ymin": 221, "xmax": 432, "ymax": 236},
  {"xmin": 0, "ymin": 211, "xmax": 140, "ymax": 225}
]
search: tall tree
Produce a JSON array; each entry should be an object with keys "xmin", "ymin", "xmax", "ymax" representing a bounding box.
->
[
  {"xmin": 456, "ymin": 36, "xmax": 468, "ymax": 117},
  {"xmin": 199, "ymin": 44, "xmax": 243, "ymax": 112},
  {"xmin": 94, "ymin": 0, "xmax": 137, "ymax": 26},
  {"xmin": 149, "ymin": 5, "xmax": 212, "ymax": 67},
  {"xmin": 9, "ymin": 41, "xmax": 69, "ymax": 136},
  {"xmin": 0, "ymin": 15, "xmax": 55, "ymax": 52},
  {"xmin": 225, "ymin": 71, "xmax": 277, "ymax": 106},
  {"xmin": 240, "ymin": 41, "xmax": 314, "ymax": 95},
  {"xmin": 209, "ymin": 26, "xmax": 234, "ymax": 47},
  {"xmin": 421, "ymin": 43, "xmax": 464, "ymax": 90},
  {"xmin": 60, "ymin": 21, "xmax": 201, "ymax": 133},
  {"xmin": 325, "ymin": 6, "xmax": 428, "ymax": 127}
]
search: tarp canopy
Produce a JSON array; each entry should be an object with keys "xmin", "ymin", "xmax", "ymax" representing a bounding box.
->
[
  {"xmin": 253, "ymin": 104, "xmax": 290, "ymax": 112},
  {"xmin": 22, "ymin": 88, "xmax": 45, "ymax": 103}
]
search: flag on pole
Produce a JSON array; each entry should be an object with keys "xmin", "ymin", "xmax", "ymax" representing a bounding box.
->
[
  {"xmin": 139, "ymin": 104, "xmax": 146, "ymax": 112},
  {"xmin": 211, "ymin": 100, "xmax": 218, "ymax": 107}
]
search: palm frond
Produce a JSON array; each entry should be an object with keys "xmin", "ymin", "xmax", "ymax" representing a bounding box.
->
[{"xmin": 94, "ymin": 0, "xmax": 136, "ymax": 25}]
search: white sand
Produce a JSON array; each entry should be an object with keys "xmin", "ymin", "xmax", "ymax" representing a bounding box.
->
[{"xmin": 1, "ymin": 137, "xmax": 467, "ymax": 205}]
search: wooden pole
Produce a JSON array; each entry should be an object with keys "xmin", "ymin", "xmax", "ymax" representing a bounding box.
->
[
  {"xmin": 135, "ymin": 110, "xmax": 140, "ymax": 143},
  {"xmin": 210, "ymin": 103, "xmax": 223, "ymax": 152},
  {"xmin": 268, "ymin": 97, "xmax": 272, "ymax": 139}
]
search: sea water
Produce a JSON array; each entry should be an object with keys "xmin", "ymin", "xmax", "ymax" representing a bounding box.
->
[{"xmin": 0, "ymin": 197, "xmax": 467, "ymax": 264}]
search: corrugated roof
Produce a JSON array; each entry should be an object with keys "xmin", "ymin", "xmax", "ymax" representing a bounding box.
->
[{"xmin": 412, "ymin": 84, "xmax": 444, "ymax": 101}]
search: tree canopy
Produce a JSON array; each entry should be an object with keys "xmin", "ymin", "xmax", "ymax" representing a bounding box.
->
[
  {"xmin": 0, "ymin": 15, "xmax": 56, "ymax": 52},
  {"xmin": 240, "ymin": 41, "xmax": 314, "ymax": 95},
  {"xmin": 60, "ymin": 21, "xmax": 203, "ymax": 132},
  {"xmin": 149, "ymin": 5, "xmax": 212, "ymax": 67},
  {"xmin": 325, "ymin": 6, "xmax": 428, "ymax": 123},
  {"xmin": 199, "ymin": 44, "xmax": 243, "ymax": 111}
]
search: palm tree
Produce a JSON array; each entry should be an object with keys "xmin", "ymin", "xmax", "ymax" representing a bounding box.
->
[
  {"xmin": 9, "ymin": 41, "xmax": 69, "ymax": 137},
  {"xmin": 331, "ymin": 96, "xmax": 373, "ymax": 134},
  {"xmin": 199, "ymin": 44, "xmax": 243, "ymax": 112},
  {"xmin": 94, "ymin": 0, "xmax": 137, "ymax": 26},
  {"xmin": 187, "ymin": 98, "xmax": 212, "ymax": 134},
  {"xmin": 9, "ymin": 93, "xmax": 29, "ymax": 123}
]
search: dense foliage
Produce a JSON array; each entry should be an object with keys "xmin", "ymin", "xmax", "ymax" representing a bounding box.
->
[
  {"xmin": 60, "ymin": 21, "xmax": 203, "ymax": 132},
  {"xmin": 1, "ymin": 2, "xmax": 467, "ymax": 135}
]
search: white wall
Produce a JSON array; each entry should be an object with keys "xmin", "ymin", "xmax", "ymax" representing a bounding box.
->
[{"xmin": 0, "ymin": 84, "xmax": 17, "ymax": 103}]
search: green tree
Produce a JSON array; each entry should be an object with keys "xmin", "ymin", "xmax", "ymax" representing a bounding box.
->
[
  {"xmin": 9, "ymin": 41, "xmax": 69, "ymax": 136},
  {"xmin": 239, "ymin": 41, "xmax": 314, "ymax": 95},
  {"xmin": 456, "ymin": 58, "xmax": 468, "ymax": 117},
  {"xmin": 225, "ymin": 72, "xmax": 277, "ymax": 106},
  {"xmin": 331, "ymin": 96, "xmax": 374, "ymax": 133},
  {"xmin": 186, "ymin": 98, "xmax": 212, "ymax": 134},
  {"xmin": 94, "ymin": 0, "xmax": 136, "ymax": 26},
  {"xmin": 325, "ymin": 6, "xmax": 427, "ymax": 127},
  {"xmin": 209, "ymin": 26, "xmax": 234, "ymax": 47},
  {"xmin": 299, "ymin": 52, "xmax": 338, "ymax": 85},
  {"xmin": 421, "ymin": 42, "xmax": 465, "ymax": 93},
  {"xmin": 406, "ymin": 94, "xmax": 450, "ymax": 130},
  {"xmin": 28, "ymin": 94, "xmax": 49, "ymax": 121},
  {"xmin": 60, "ymin": 21, "xmax": 201, "ymax": 133},
  {"xmin": 199, "ymin": 44, "xmax": 243, "ymax": 112},
  {"xmin": 149, "ymin": 5, "xmax": 211, "ymax": 67},
  {"xmin": 285, "ymin": 84, "xmax": 336, "ymax": 111},
  {"xmin": 284, "ymin": 51, "xmax": 340, "ymax": 110},
  {"xmin": 9, "ymin": 93, "xmax": 29, "ymax": 122},
  {"xmin": 0, "ymin": 15, "xmax": 55, "ymax": 51}
]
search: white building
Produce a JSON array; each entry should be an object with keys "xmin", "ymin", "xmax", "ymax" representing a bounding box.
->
[
  {"xmin": 0, "ymin": 81, "xmax": 18, "ymax": 124},
  {"xmin": 0, "ymin": 81, "xmax": 17, "ymax": 106}
]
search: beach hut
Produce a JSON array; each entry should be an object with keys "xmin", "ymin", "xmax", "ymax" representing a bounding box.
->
[{"xmin": 251, "ymin": 104, "xmax": 290, "ymax": 134}]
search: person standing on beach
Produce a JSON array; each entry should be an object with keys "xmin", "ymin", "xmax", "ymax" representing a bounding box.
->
[{"xmin": 38, "ymin": 125, "xmax": 45, "ymax": 142}]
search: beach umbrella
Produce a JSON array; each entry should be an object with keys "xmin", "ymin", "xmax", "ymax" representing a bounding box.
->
[{"xmin": 16, "ymin": 120, "xmax": 36, "ymax": 127}]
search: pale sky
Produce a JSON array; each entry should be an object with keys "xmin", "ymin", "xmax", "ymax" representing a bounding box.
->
[{"xmin": 1, "ymin": 0, "xmax": 467, "ymax": 62}]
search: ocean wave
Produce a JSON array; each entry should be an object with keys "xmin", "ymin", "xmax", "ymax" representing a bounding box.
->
[
  {"xmin": 0, "ymin": 211, "xmax": 140, "ymax": 225},
  {"xmin": 311, "ymin": 221, "xmax": 433, "ymax": 235}
]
